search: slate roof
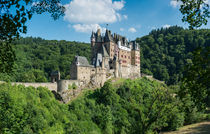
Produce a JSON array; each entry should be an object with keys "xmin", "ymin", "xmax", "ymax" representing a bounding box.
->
[
  {"xmin": 105, "ymin": 29, "xmax": 113, "ymax": 42},
  {"xmin": 51, "ymin": 71, "xmax": 60, "ymax": 76},
  {"xmin": 102, "ymin": 45, "xmax": 109, "ymax": 57},
  {"xmin": 75, "ymin": 56, "xmax": 93, "ymax": 67},
  {"xmin": 95, "ymin": 53, "xmax": 103, "ymax": 67}
]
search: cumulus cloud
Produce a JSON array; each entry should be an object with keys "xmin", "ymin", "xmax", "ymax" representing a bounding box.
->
[
  {"xmin": 64, "ymin": 0, "xmax": 126, "ymax": 33},
  {"xmin": 73, "ymin": 24, "xmax": 106, "ymax": 33},
  {"xmin": 123, "ymin": 15, "xmax": 128, "ymax": 19},
  {"xmin": 113, "ymin": 0, "xmax": 125, "ymax": 10},
  {"xmin": 163, "ymin": 24, "xmax": 171, "ymax": 28},
  {"xmin": 128, "ymin": 27, "xmax": 137, "ymax": 33},
  {"xmin": 120, "ymin": 28, "xmax": 124, "ymax": 32}
]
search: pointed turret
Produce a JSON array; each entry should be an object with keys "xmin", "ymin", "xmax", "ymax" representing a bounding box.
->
[
  {"xmin": 91, "ymin": 31, "xmax": 95, "ymax": 42},
  {"xmin": 97, "ymin": 29, "xmax": 101, "ymax": 36},
  {"xmin": 105, "ymin": 29, "xmax": 113, "ymax": 42}
]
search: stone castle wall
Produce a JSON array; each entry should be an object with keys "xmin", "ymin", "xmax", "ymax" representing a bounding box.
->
[
  {"xmin": 57, "ymin": 80, "xmax": 82, "ymax": 92},
  {"xmin": 120, "ymin": 65, "xmax": 140, "ymax": 78},
  {"xmin": 11, "ymin": 82, "xmax": 57, "ymax": 91}
]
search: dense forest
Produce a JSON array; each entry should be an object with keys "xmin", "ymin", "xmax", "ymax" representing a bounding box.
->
[
  {"xmin": 0, "ymin": 37, "xmax": 91, "ymax": 82},
  {"xmin": 1, "ymin": 78, "xmax": 208, "ymax": 134},
  {"xmin": 137, "ymin": 26, "xmax": 210, "ymax": 85}
]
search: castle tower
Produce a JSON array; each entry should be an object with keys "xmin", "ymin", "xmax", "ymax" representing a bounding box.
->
[
  {"xmin": 131, "ymin": 41, "xmax": 141, "ymax": 77},
  {"xmin": 91, "ymin": 31, "xmax": 96, "ymax": 63}
]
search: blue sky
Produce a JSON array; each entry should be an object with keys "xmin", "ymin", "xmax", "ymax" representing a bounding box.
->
[{"xmin": 24, "ymin": 0, "xmax": 210, "ymax": 43}]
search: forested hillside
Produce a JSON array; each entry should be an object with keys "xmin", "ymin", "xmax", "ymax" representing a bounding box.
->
[
  {"xmin": 0, "ymin": 37, "xmax": 91, "ymax": 82},
  {"xmin": 0, "ymin": 78, "xmax": 197, "ymax": 134},
  {"xmin": 137, "ymin": 26, "xmax": 210, "ymax": 85}
]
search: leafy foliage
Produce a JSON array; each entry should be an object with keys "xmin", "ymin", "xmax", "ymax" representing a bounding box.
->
[
  {"xmin": 179, "ymin": 46, "xmax": 210, "ymax": 111},
  {"xmin": 0, "ymin": 78, "xmax": 187, "ymax": 134},
  {"xmin": 0, "ymin": 83, "xmax": 72, "ymax": 133},
  {"xmin": 69, "ymin": 78, "xmax": 185, "ymax": 134},
  {"xmin": 0, "ymin": 0, "xmax": 65, "ymax": 74},
  {"xmin": 0, "ymin": 0, "xmax": 65, "ymax": 41},
  {"xmin": 0, "ymin": 42, "xmax": 16, "ymax": 73},
  {"xmin": 137, "ymin": 26, "xmax": 210, "ymax": 85},
  {"xmin": 177, "ymin": 0, "xmax": 210, "ymax": 29}
]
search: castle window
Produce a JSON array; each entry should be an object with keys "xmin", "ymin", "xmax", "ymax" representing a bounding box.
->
[
  {"xmin": 122, "ymin": 60, "xmax": 127, "ymax": 63},
  {"xmin": 121, "ymin": 55, "xmax": 123, "ymax": 58},
  {"xmin": 125, "ymin": 56, "xmax": 126, "ymax": 58}
]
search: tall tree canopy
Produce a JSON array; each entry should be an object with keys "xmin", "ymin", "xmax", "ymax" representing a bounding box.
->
[{"xmin": 137, "ymin": 26, "xmax": 210, "ymax": 85}]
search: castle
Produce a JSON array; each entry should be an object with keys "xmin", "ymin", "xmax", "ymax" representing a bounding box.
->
[
  {"xmin": 69, "ymin": 29, "xmax": 141, "ymax": 87},
  {"xmin": 13, "ymin": 29, "xmax": 141, "ymax": 102}
]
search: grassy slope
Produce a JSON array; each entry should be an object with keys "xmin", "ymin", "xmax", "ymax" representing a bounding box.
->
[{"xmin": 162, "ymin": 121, "xmax": 210, "ymax": 134}]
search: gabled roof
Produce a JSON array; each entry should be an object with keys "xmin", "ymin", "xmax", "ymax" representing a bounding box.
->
[{"xmin": 75, "ymin": 56, "xmax": 93, "ymax": 67}]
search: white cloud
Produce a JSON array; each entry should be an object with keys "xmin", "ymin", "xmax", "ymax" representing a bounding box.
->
[
  {"xmin": 204, "ymin": 0, "xmax": 210, "ymax": 5},
  {"xmin": 123, "ymin": 15, "xmax": 128, "ymax": 20},
  {"xmin": 150, "ymin": 26, "xmax": 157, "ymax": 30},
  {"xmin": 128, "ymin": 27, "xmax": 137, "ymax": 33},
  {"xmin": 64, "ymin": 0, "xmax": 125, "ymax": 24},
  {"xmin": 120, "ymin": 28, "xmax": 124, "ymax": 32},
  {"xmin": 163, "ymin": 24, "xmax": 171, "ymax": 28},
  {"xmin": 73, "ymin": 24, "xmax": 106, "ymax": 33},
  {"xmin": 170, "ymin": 0, "xmax": 182, "ymax": 8},
  {"xmin": 113, "ymin": 0, "xmax": 125, "ymax": 10},
  {"xmin": 64, "ymin": 0, "xmax": 126, "ymax": 33}
]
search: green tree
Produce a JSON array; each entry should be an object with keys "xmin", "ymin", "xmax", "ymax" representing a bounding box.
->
[
  {"xmin": 0, "ymin": 0, "xmax": 65, "ymax": 41},
  {"xmin": 0, "ymin": 42, "xmax": 16, "ymax": 73},
  {"xmin": 0, "ymin": 0, "xmax": 65, "ymax": 73},
  {"xmin": 138, "ymin": 26, "xmax": 210, "ymax": 85},
  {"xmin": 179, "ymin": 47, "xmax": 210, "ymax": 111},
  {"xmin": 176, "ymin": 0, "xmax": 210, "ymax": 29}
]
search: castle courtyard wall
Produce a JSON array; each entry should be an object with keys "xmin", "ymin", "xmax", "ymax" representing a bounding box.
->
[
  {"xmin": 11, "ymin": 82, "xmax": 57, "ymax": 91},
  {"xmin": 120, "ymin": 65, "xmax": 140, "ymax": 78},
  {"xmin": 57, "ymin": 80, "xmax": 81, "ymax": 92}
]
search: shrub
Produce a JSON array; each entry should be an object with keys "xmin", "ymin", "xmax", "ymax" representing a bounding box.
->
[{"xmin": 72, "ymin": 83, "xmax": 77, "ymax": 89}]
